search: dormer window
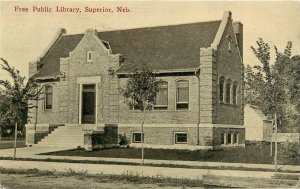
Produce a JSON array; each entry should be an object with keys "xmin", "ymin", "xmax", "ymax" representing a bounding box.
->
[{"xmin": 87, "ymin": 51, "xmax": 92, "ymax": 62}]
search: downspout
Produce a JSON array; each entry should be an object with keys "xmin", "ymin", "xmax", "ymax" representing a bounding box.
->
[{"xmin": 195, "ymin": 69, "xmax": 201, "ymax": 145}]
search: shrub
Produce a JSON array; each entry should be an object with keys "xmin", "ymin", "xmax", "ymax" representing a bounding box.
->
[{"xmin": 279, "ymin": 142, "xmax": 300, "ymax": 165}]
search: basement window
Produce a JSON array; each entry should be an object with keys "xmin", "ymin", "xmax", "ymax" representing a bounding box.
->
[
  {"xmin": 174, "ymin": 132, "xmax": 187, "ymax": 144},
  {"xmin": 132, "ymin": 132, "xmax": 144, "ymax": 143}
]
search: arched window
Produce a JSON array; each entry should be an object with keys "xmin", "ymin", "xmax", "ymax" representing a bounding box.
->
[
  {"xmin": 225, "ymin": 79, "xmax": 231, "ymax": 103},
  {"xmin": 154, "ymin": 81, "xmax": 168, "ymax": 110},
  {"xmin": 232, "ymin": 82, "xmax": 238, "ymax": 105},
  {"xmin": 176, "ymin": 80, "xmax": 189, "ymax": 110},
  {"xmin": 219, "ymin": 76, "xmax": 225, "ymax": 102}
]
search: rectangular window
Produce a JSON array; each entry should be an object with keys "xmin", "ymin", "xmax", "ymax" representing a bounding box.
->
[
  {"xmin": 176, "ymin": 81, "xmax": 189, "ymax": 110},
  {"xmin": 226, "ymin": 81, "xmax": 231, "ymax": 103},
  {"xmin": 132, "ymin": 132, "xmax": 144, "ymax": 143},
  {"xmin": 233, "ymin": 84, "xmax": 237, "ymax": 105},
  {"xmin": 234, "ymin": 133, "xmax": 238, "ymax": 144},
  {"xmin": 227, "ymin": 133, "xmax": 232, "ymax": 144},
  {"xmin": 175, "ymin": 132, "xmax": 187, "ymax": 144},
  {"xmin": 154, "ymin": 82, "xmax": 168, "ymax": 110},
  {"xmin": 221, "ymin": 133, "xmax": 225, "ymax": 145},
  {"xmin": 44, "ymin": 85, "xmax": 53, "ymax": 110},
  {"xmin": 87, "ymin": 51, "xmax": 92, "ymax": 62}
]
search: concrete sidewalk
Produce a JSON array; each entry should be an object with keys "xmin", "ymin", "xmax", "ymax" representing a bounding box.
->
[
  {"xmin": 1, "ymin": 159, "xmax": 300, "ymax": 180},
  {"xmin": 0, "ymin": 146, "xmax": 300, "ymax": 173}
]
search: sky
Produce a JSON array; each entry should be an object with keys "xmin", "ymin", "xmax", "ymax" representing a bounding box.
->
[{"xmin": 0, "ymin": 1, "xmax": 300, "ymax": 81}]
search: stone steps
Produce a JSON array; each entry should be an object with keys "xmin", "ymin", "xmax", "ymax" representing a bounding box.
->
[{"xmin": 36, "ymin": 125, "xmax": 85, "ymax": 148}]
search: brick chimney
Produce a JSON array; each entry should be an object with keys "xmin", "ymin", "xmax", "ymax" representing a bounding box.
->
[{"xmin": 233, "ymin": 22, "xmax": 243, "ymax": 60}]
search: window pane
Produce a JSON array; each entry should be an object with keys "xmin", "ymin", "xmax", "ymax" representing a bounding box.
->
[
  {"xmin": 46, "ymin": 94, "xmax": 52, "ymax": 109},
  {"xmin": 233, "ymin": 84, "xmax": 237, "ymax": 105},
  {"xmin": 219, "ymin": 78, "xmax": 224, "ymax": 102},
  {"xmin": 45, "ymin": 86, "xmax": 53, "ymax": 93},
  {"xmin": 178, "ymin": 88, "xmax": 188, "ymax": 102},
  {"xmin": 175, "ymin": 133, "xmax": 187, "ymax": 143},
  {"xmin": 221, "ymin": 133, "xmax": 225, "ymax": 144},
  {"xmin": 227, "ymin": 133, "xmax": 232, "ymax": 144},
  {"xmin": 226, "ymin": 81, "xmax": 231, "ymax": 103},
  {"xmin": 155, "ymin": 82, "xmax": 168, "ymax": 108},
  {"xmin": 176, "ymin": 103, "xmax": 188, "ymax": 109},
  {"xmin": 234, "ymin": 133, "xmax": 238, "ymax": 143},
  {"xmin": 45, "ymin": 86, "xmax": 53, "ymax": 110},
  {"xmin": 177, "ymin": 81, "xmax": 188, "ymax": 102},
  {"xmin": 133, "ymin": 133, "xmax": 143, "ymax": 143}
]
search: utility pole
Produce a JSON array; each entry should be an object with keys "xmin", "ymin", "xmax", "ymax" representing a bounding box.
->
[
  {"xmin": 270, "ymin": 120, "xmax": 273, "ymax": 156},
  {"xmin": 274, "ymin": 112, "xmax": 278, "ymax": 171}
]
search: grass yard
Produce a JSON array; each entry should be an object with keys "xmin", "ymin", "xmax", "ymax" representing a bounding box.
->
[
  {"xmin": 43, "ymin": 143, "xmax": 300, "ymax": 165},
  {"xmin": 1, "ymin": 168, "xmax": 298, "ymax": 188},
  {"xmin": 0, "ymin": 141, "xmax": 26, "ymax": 149}
]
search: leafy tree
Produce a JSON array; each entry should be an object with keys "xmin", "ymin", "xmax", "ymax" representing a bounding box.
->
[
  {"xmin": 245, "ymin": 39, "xmax": 299, "ymax": 132},
  {"xmin": 0, "ymin": 91, "xmax": 14, "ymax": 140},
  {"xmin": 0, "ymin": 58, "xmax": 41, "ymax": 159},
  {"xmin": 120, "ymin": 68, "xmax": 158, "ymax": 165}
]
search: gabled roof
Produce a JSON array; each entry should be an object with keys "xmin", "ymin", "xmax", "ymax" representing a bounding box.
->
[
  {"xmin": 33, "ymin": 20, "xmax": 221, "ymax": 79},
  {"xmin": 99, "ymin": 21, "xmax": 221, "ymax": 74},
  {"xmin": 33, "ymin": 34, "xmax": 84, "ymax": 79}
]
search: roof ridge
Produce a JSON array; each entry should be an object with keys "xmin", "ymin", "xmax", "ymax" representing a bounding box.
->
[
  {"xmin": 97, "ymin": 19, "xmax": 222, "ymax": 33},
  {"xmin": 60, "ymin": 19, "xmax": 221, "ymax": 36}
]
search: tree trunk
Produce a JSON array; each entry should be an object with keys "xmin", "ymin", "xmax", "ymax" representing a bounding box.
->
[
  {"xmin": 13, "ymin": 121, "xmax": 17, "ymax": 159},
  {"xmin": 141, "ymin": 103, "xmax": 146, "ymax": 166}
]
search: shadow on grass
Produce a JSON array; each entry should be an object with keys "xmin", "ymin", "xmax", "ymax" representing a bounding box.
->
[{"xmin": 41, "ymin": 143, "xmax": 294, "ymax": 165}]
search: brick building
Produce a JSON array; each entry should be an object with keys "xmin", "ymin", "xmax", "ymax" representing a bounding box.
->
[{"xmin": 26, "ymin": 11, "xmax": 245, "ymax": 150}]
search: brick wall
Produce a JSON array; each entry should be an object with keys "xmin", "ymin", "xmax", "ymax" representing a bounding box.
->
[
  {"xmin": 34, "ymin": 29, "xmax": 120, "ymax": 125},
  {"xmin": 119, "ymin": 126, "xmax": 213, "ymax": 146},
  {"xmin": 212, "ymin": 127, "xmax": 245, "ymax": 148},
  {"xmin": 215, "ymin": 19, "xmax": 244, "ymax": 125},
  {"xmin": 118, "ymin": 75, "xmax": 200, "ymax": 124},
  {"xmin": 35, "ymin": 81, "xmax": 61, "ymax": 124}
]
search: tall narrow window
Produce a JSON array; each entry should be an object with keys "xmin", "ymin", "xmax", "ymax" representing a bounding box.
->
[
  {"xmin": 44, "ymin": 85, "xmax": 53, "ymax": 110},
  {"xmin": 87, "ymin": 51, "xmax": 92, "ymax": 62},
  {"xmin": 219, "ymin": 77, "xmax": 225, "ymax": 102},
  {"xmin": 225, "ymin": 79, "xmax": 232, "ymax": 103},
  {"xmin": 227, "ymin": 133, "xmax": 232, "ymax": 144},
  {"xmin": 234, "ymin": 133, "xmax": 238, "ymax": 144},
  {"xmin": 176, "ymin": 80, "xmax": 189, "ymax": 110},
  {"xmin": 232, "ymin": 82, "xmax": 238, "ymax": 105},
  {"xmin": 221, "ymin": 133, "xmax": 225, "ymax": 145},
  {"xmin": 154, "ymin": 81, "xmax": 168, "ymax": 110}
]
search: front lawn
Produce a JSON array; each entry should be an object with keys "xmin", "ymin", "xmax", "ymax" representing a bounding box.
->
[
  {"xmin": 0, "ymin": 141, "xmax": 26, "ymax": 149},
  {"xmin": 43, "ymin": 143, "xmax": 300, "ymax": 165}
]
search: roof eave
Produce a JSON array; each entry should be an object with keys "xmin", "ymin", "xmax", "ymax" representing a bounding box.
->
[{"xmin": 115, "ymin": 68, "xmax": 199, "ymax": 75}]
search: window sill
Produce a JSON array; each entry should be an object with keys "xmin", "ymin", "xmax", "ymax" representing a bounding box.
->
[
  {"xmin": 130, "ymin": 109, "xmax": 191, "ymax": 113},
  {"xmin": 221, "ymin": 143, "xmax": 239, "ymax": 147},
  {"xmin": 43, "ymin": 109, "xmax": 53, "ymax": 113},
  {"xmin": 219, "ymin": 102, "xmax": 239, "ymax": 107},
  {"xmin": 174, "ymin": 143, "xmax": 188, "ymax": 145}
]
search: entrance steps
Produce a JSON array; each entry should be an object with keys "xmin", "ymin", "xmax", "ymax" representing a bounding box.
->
[{"xmin": 36, "ymin": 125, "xmax": 85, "ymax": 148}]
